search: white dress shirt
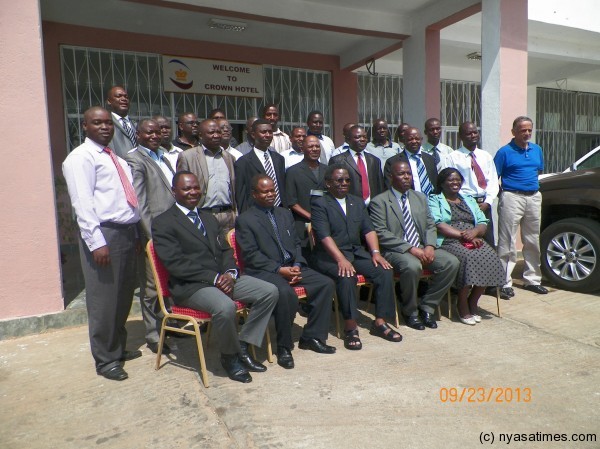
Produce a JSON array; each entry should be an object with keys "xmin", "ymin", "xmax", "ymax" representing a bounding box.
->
[
  {"xmin": 335, "ymin": 196, "xmax": 347, "ymax": 215},
  {"xmin": 224, "ymin": 145, "xmax": 243, "ymax": 161},
  {"xmin": 422, "ymin": 141, "xmax": 453, "ymax": 171},
  {"xmin": 349, "ymin": 148, "xmax": 371, "ymax": 205},
  {"xmin": 161, "ymin": 144, "xmax": 183, "ymax": 168},
  {"xmin": 62, "ymin": 138, "xmax": 139, "ymax": 251},
  {"xmin": 332, "ymin": 143, "xmax": 349, "ymax": 158},
  {"xmin": 281, "ymin": 147, "xmax": 304, "ymax": 170},
  {"xmin": 405, "ymin": 148, "xmax": 426, "ymax": 193},
  {"xmin": 271, "ymin": 130, "xmax": 291, "ymax": 154},
  {"xmin": 446, "ymin": 146, "xmax": 500, "ymax": 206}
]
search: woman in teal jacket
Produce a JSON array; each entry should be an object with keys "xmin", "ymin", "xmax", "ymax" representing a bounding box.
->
[{"xmin": 428, "ymin": 168, "xmax": 503, "ymax": 325}]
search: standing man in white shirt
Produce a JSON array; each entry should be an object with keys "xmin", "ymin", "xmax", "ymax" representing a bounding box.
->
[
  {"xmin": 281, "ymin": 127, "xmax": 306, "ymax": 170},
  {"xmin": 63, "ymin": 107, "xmax": 141, "ymax": 381},
  {"xmin": 263, "ymin": 104, "xmax": 291, "ymax": 153},
  {"xmin": 422, "ymin": 118, "xmax": 453, "ymax": 171},
  {"xmin": 106, "ymin": 86, "xmax": 137, "ymax": 158},
  {"xmin": 366, "ymin": 119, "xmax": 402, "ymax": 170},
  {"xmin": 153, "ymin": 115, "xmax": 182, "ymax": 168},
  {"xmin": 445, "ymin": 122, "xmax": 499, "ymax": 247},
  {"xmin": 307, "ymin": 110, "xmax": 336, "ymax": 164}
]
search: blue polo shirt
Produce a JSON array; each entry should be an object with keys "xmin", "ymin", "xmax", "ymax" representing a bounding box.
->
[{"xmin": 494, "ymin": 139, "xmax": 544, "ymax": 192}]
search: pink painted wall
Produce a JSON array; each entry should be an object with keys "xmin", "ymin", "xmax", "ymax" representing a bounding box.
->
[
  {"xmin": 0, "ymin": 4, "xmax": 63, "ymax": 319},
  {"xmin": 331, "ymin": 70, "xmax": 358, "ymax": 145},
  {"xmin": 499, "ymin": 0, "xmax": 528, "ymax": 142}
]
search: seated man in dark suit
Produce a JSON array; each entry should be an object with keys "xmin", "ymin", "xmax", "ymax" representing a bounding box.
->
[
  {"xmin": 384, "ymin": 127, "xmax": 438, "ymax": 195},
  {"xmin": 370, "ymin": 161, "xmax": 459, "ymax": 330},
  {"xmin": 311, "ymin": 164, "xmax": 401, "ymax": 350},
  {"xmin": 236, "ymin": 175, "xmax": 337, "ymax": 366},
  {"xmin": 328, "ymin": 125, "xmax": 384, "ymax": 205},
  {"xmin": 152, "ymin": 171, "xmax": 278, "ymax": 383}
]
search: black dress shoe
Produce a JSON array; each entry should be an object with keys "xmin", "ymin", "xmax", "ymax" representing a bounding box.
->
[
  {"xmin": 420, "ymin": 311, "xmax": 437, "ymax": 329},
  {"xmin": 98, "ymin": 366, "xmax": 128, "ymax": 381},
  {"xmin": 220, "ymin": 353, "xmax": 252, "ymax": 383},
  {"xmin": 120, "ymin": 350, "xmax": 142, "ymax": 361},
  {"xmin": 147, "ymin": 342, "xmax": 171, "ymax": 355},
  {"xmin": 497, "ymin": 287, "xmax": 514, "ymax": 300},
  {"xmin": 276, "ymin": 347, "xmax": 295, "ymax": 369},
  {"xmin": 298, "ymin": 337, "xmax": 336, "ymax": 354},
  {"xmin": 239, "ymin": 341, "xmax": 267, "ymax": 372},
  {"xmin": 523, "ymin": 284, "xmax": 548, "ymax": 294},
  {"xmin": 404, "ymin": 314, "xmax": 425, "ymax": 330}
]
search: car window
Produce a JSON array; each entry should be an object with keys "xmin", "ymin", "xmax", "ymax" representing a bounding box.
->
[{"xmin": 577, "ymin": 152, "xmax": 600, "ymax": 170}]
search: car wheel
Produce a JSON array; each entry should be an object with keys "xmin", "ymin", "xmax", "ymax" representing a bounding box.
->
[{"xmin": 540, "ymin": 217, "xmax": 600, "ymax": 293}]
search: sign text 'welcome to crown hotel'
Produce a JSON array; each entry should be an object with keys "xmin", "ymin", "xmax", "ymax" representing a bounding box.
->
[{"xmin": 162, "ymin": 56, "xmax": 263, "ymax": 98}]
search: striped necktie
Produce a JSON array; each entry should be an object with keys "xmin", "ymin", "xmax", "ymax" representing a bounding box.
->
[
  {"xmin": 267, "ymin": 210, "xmax": 292, "ymax": 263},
  {"xmin": 104, "ymin": 147, "xmax": 138, "ymax": 208},
  {"xmin": 263, "ymin": 151, "xmax": 282, "ymax": 206},
  {"xmin": 187, "ymin": 211, "xmax": 206, "ymax": 236},
  {"xmin": 411, "ymin": 154, "xmax": 433, "ymax": 196},
  {"xmin": 121, "ymin": 118, "xmax": 137, "ymax": 146},
  {"xmin": 400, "ymin": 193, "xmax": 420, "ymax": 247}
]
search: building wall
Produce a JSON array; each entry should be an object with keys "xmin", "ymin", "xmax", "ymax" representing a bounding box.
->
[{"xmin": 0, "ymin": 4, "xmax": 63, "ymax": 319}]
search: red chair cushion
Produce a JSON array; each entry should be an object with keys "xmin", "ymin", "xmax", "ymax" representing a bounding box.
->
[{"xmin": 171, "ymin": 301, "xmax": 246, "ymax": 320}]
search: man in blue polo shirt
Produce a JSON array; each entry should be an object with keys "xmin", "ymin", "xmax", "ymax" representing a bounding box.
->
[{"xmin": 494, "ymin": 116, "xmax": 548, "ymax": 298}]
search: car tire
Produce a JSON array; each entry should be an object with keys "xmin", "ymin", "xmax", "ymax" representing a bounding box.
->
[{"xmin": 540, "ymin": 217, "xmax": 600, "ymax": 293}]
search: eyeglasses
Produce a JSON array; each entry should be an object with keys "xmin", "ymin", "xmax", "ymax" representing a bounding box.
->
[
  {"xmin": 220, "ymin": 126, "xmax": 233, "ymax": 131},
  {"xmin": 183, "ymin": 120, "xmax": 199, "ymax": 126},
  {"xmin": 332, "ymin": 177, "xmax": 351, "ymax": 183}
]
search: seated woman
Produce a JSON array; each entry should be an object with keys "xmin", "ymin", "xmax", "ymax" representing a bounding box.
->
[{"xmin": 428, "ymin": 168, "xmax": 504, "ymax": 325}]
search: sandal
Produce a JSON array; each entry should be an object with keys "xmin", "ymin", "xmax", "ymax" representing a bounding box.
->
[
  {"xmin": 344, "ymin": 328, "xmax": 362, "ymax": 350},
  {"xmin": 370, "ymin": 321, "xmax": 402, "ymax": 342}
]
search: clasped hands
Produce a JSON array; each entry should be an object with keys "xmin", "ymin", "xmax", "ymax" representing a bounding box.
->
[
  {"xmin": 279, "ymin": 266, "xmax": 303, "ymax": 285},
  {"xmin": 460, "ymin": 229, "xmax": 484, "ymax": 248}
]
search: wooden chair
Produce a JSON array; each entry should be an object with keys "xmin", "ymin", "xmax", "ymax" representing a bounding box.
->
[
  {"xmin": 226, "ymin": 228, "xmax": 343, "ymax": 339},
  {"xmin": 444, "ymin": 286, "xmax": 502, "ymax": 319},
  {"xmin": 146, "ymin": 240, "xmax": 272, "ymax": 388}
]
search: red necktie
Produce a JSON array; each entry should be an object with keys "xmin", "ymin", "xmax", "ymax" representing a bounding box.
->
[
  {"xmin": 470, "ymin": 152, "xmax": 487, "ymax": 189},
  {"xmin": 104, "ymin": 147, "xmax": 139, "ymax": 208},
  {"xmin": 356, "ymin": 153, "xmax": 370, "ymax": 200}
]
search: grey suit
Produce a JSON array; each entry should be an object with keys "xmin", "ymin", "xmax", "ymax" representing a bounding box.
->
[
  {"xmin": 152, "ymin": 205, "xmax": 278, "ymax": 355},
  {"xmin": 109, "ymin": 114, "xmax": 136, "ymax": 159},
  {"xmin": 177, "ymin": 146, "xmax": 237, "ymax": 234},
  {"xmin": 369, "ymin": 189, "xmax": 458, "ymax": 316},
  {"xmin": 125, "ymin": 147, "xmax": 176, "ymax": 344},
  {"xmin": 236, "ymin": 206, "xmax": 334, "ymax": 346}
]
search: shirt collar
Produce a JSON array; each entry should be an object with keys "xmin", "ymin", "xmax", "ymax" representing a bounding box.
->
[
  {"xmin": 175, "ymin": 202, "xmax": 198, "ymax": 216},
  {"xmin": 405, "ymin": 147, "xmax": 423, "ymax": 158},
  {"xmin": 86, "ymin": 137, "xmax": 107, "ymax": 153},
  {"xmin": 140, "ymin": 145, "xmax": 164, "ymax": 161},
  {"xmin": 203, "ymin": 145, "xmax": 223, "ymax": 156}
]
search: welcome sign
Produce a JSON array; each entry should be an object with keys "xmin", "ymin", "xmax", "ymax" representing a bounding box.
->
[{"xmin": 162, "ymin": 56, "xmax": 264, "ymax": 98}]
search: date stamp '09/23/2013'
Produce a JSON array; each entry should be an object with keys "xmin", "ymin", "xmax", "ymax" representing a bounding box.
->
[{"xmin": 439, "ymin": 387, "xmax": 532, "ymax": 403}]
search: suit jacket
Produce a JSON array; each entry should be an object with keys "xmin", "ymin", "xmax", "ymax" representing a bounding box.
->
[
  {"xmin": 369, "ymin": 189, "xmax": 438, "ymax": 255},
  {"xmin": 125, "ymin": 148, "xmax": 175, "ymax": 240},
  {"xmin": 235, "ymin": 206, "xmax": 306, "ymax": 275},
  {"xmin": 285, "ymin": 159, "xmax": 327, "ymax": 245},
  {"xmin": 328, "ymin": 150, "xmax": 384, "ymax": 200},
  {"xmin": 234, "ymin": 149, "xmax": 287, "ymax": 213},
  {"xmin": 152, "ymin": 204, "xmax": 237, "ymax": 303},
  {"xmin": 310, "ymin": 192, "xmax": 373, "ymax": 263},
  {"xmin": 177, "ymin": 146, "xmax": 237, "ymax": 211},
  {"xmin": 109, "ymin": 115, "xmax": 136, "ymax": 159},
  {"xmin": 384, "ymin": 151, "xmax": 439, "ymax": 193}
]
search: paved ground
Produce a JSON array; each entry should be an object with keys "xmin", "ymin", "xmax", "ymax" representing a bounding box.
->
[{"xmin": 1, "ymin": 277, "xmax": 599, "ymax": 449}]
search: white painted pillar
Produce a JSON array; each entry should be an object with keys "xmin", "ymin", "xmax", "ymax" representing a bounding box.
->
[{"xmin": 481, "ymin": 0, "xmax": 529, "ymax": 155}]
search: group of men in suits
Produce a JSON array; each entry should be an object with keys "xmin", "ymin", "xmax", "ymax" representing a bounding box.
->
[{"xmin": 65, "ymin": 84, "xmax": 529, "ymax": 384}]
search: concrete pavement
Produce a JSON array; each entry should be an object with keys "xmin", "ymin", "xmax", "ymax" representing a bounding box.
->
[{"xmin": 1, "ymin": 280, "xmax": 599, "ymax": 449}]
